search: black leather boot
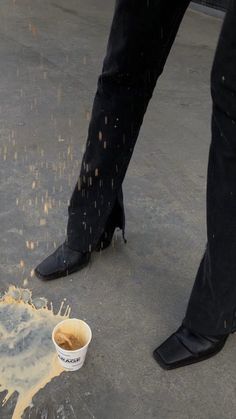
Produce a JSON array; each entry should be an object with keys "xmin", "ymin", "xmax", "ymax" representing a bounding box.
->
[
  {"xmin": 35, "ymin": 189, "xmax": 127, "ymax": 279},
  {"xmin": 95, "ymin": 189, "xmax": 127, "ymax": 251},
  {"xmin": 34, "ymin": 241, "xmax": 91, "ymax": 280},
  {"xmin": 95, "ymin": 217, "xmax": 127, "ymax": 251},
  {"xmin": 95, "ymin": 223, "xmax": 117, "ymax": 251},
  {"xmin": 153, "ymin": 325, "xmax": 228, "ymax": 370},
  {"xmin": 34, "ymin": 220, "xmax": 126, "ymax": 280}
]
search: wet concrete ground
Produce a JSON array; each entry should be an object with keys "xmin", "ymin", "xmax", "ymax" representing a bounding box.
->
[{"xmin": 0, "ymin": 1, "xmax": 234, "ymax": 418}]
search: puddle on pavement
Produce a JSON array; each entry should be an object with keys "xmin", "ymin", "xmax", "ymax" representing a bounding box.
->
[{"xmin": 0, "ymin": 285, "xmax": 71, "ymax": 418}]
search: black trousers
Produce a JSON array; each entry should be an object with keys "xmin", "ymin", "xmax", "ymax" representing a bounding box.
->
[{"xmin": 67, "ymin": 0, "xmax": 236, "ymax": 335}]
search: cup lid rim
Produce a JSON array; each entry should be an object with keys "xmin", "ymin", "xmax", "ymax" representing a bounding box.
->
[{"xmin": 52, "ymin": 318, "xmax": 92, "ymax": 353}]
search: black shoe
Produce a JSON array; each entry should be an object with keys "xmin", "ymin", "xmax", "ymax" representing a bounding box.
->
[
  {"xmin": 95, "ymin": 221, "xmax": 127, "ymax": 252},
  {"xmin": 153, "ymin": 325, "xmax": 228, "ymax": 370},
  {"xmin": 34, "ymin": 241, "xmax": 91, "ymax": 280},
  {"xmin": 95, "ymin": 224, "xmax": 118, "ymax": 251},
  {"xmin": 95, "ymin": 192, "xmax": 127, "ymax": 252}
]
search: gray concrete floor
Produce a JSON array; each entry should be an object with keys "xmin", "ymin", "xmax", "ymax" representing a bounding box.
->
[{"xmin": 0, "ymin": 1, "xmax": 234, "ymax": 418}]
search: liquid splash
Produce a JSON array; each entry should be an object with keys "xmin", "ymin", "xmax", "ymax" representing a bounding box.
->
[{"xmin": 0, "ymin": 285, "xmax": 71, "ymax": 419}]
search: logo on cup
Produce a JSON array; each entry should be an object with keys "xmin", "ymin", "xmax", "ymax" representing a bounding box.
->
[{"xmin": 58, "ymin": 354, "xmax": 81, "ymax": 364}]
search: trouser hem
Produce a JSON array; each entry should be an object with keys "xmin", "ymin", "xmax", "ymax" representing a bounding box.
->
[
  {"xmin": 182, "ymin": 315, "xmax": 235, "ymax": 336},
  {"xmin": 66, "ymin": 187, "xmax": 126, "ymax": 253}
]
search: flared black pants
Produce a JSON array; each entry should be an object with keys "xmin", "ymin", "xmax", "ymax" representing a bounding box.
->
[{"xmin": 67, "ymin": 0, "xmax": 236, "ymax": 335}]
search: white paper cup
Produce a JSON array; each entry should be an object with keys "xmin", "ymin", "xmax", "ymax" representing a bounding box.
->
[{"xmin": 52, "ymin": 318, "xmax": 92, "ymax": 371}]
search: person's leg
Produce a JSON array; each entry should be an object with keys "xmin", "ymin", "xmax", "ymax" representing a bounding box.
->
[
  {"xmin": 184, "ymin": 0, "xmax": 236, "ymax": 336},
  {"xmin": 154, "ymin": 1, "xmax": 236, "ymax": 369},
  {"xmin": 66, "ymin": 0, "xmax": 191, "ymax": 253},
  {"xmin": 93, "ymin": 186, "xmax": 127, "ymax": 252},
  {"xmin": 35, "ymin": 0, "xmax": 190, "ymax": 280}
]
